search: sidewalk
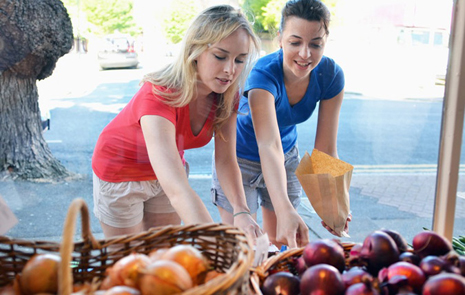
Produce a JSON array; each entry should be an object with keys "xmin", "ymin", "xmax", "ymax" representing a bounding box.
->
[
  {"xmin": 189, "ymin": 173, "xmax": 465, "ymax": 244},
  {"xmin": 2, "ymin": 169, "xmax": 464, "ymax": 245},
  {"xmin": 299, "ymin": 173, "xmax": 465, "ymax": 244}
]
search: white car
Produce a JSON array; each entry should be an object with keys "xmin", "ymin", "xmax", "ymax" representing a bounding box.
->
[{"xmin": 98, "ymin": 34, "xmax": 139, "ymax": 70}]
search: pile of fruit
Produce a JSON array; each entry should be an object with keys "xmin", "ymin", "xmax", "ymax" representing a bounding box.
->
[
  {"xmin": 260, "ymin": 229, "xmax": 465, "ymax": 295},
  {"xmin": 0, "ymin": 244, "xmax": 223, "ymax": 295}
]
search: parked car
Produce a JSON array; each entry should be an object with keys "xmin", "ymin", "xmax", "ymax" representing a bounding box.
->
[{"xmin": 97, "ymin": 34, "xmax": 139, "ymax": 70}]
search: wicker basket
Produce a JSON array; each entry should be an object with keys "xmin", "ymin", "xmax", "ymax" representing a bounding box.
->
[
  {"xmin": 250, "ymin": 242, "xmax": 355, "ymax": 295},
  {"xmin": 0, "ymin": 198, "xmax": 254, "ymax": 295}
]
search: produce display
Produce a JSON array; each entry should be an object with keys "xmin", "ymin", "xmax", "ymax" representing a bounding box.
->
[
  {"xmin": 257, "ymin": 229, "xmax": 465, "ymax": 295},
  {"xmin": 1, "ymin": 199, "xmax": 255, "ymax": 295},
  {"xmin": 0, "ymin": 244, "xmax": 223, "ymax": 295},
  {"xmin": 2, "ymin": 228, "xmax": 465, "ymax": 295}
]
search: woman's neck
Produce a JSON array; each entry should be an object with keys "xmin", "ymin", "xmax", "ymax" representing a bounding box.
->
[{"xmin": 195, "ymin": 81, "xmax": 213, "ymax": 101}]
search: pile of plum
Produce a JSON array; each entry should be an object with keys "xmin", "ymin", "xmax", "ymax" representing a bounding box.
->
[{"xmin": 260, "ymin": 229, "xmax": 465, "ymax": 295}]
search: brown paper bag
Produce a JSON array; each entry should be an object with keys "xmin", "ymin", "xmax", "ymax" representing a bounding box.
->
[{"xmin": 295, "ymin": 149, "xmax": 353, "ymax": 237}]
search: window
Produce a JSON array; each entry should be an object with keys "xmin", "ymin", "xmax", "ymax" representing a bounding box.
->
[{"xmin": 1, "ymin": 0, "xmax": 462, "ymax": 246}]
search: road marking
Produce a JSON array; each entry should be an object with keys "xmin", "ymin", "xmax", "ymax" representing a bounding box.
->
[
  {"xmin": 46, "ymin": 140, "xmax": 62, "ymax": 143},
  {"xmin": 354, "ymin": 164, "xmax": 465, "ymax": 174},
  {"xmin": 188, "ymin": 164, "xmax": 465, "ymax": 177},
  {"xmin": 189, "ymin": 174, "xmax": 212, "ymax": 179}
]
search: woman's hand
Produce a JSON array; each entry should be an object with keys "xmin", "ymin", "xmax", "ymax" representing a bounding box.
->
[
  {"xmin": 233, "ymin": 213, "xmax": 263, "ymax": 242},
  {"xmin": 276, "ymin": 210, "xmax": 309, "ymax": 248},
  {"xmin": 321, "ymin": 213, "xmax": 352, "ymax": 237}
]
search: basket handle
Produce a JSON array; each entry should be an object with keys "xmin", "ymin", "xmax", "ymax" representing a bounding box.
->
[{"xmin": 58, "ymin": 198, "xmax": 101, "ymax": 295}]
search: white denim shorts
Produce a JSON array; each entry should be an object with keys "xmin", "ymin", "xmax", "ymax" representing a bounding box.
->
[
  {"xmin": 211, "ymin": 145, "xmax": 302, "ymax": 214},
  {"xmin": 93, "ymin": 163, "xmax": 189, "ymax": 228}
]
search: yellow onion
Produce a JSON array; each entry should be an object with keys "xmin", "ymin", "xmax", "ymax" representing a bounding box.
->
[
  {"xmin": 148, "ymin": 248, "xmax": 169, "ymax": 262},
  {"xmin": 160, "ymin": 245, "xmax": 209, "ymax": 285},
  {"xmin": 139, "ymin": 260, "xmax": 192, "ymax": 295},
  {"xmin": 104, "ymin": 286, "xmax": 140, "ymax": 295},
  {"xmin": 108, "ymin": 253, "xmax": 151, "ymax": 288},
  {"xmin": 19, "ymin": 253, "xmax": 61, "ymax": 295}
]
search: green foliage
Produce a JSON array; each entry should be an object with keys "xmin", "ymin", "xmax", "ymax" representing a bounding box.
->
[
  {"xmin": 452, "ymin": 235, "xmax": 465, "ymax": 255},
  {"xmin": 60, "ymin": 0, "xmax": 140, "ymax": 37},
  {"xmin": 81, "ymin": 0, "xmax": 138, "ymax": 36},
  {"xmin": 261, "ymin": 0, "xmax": 287, "ymax": 33},
  {"xmin": 241, "ymin": 0, "xmax": 270, "ymax": 33},
  {"xmin": 162, "ymin": 0, "xmax": 199, "ymax": 44},
  {"xmin": 240, "ymin": 0, "xmax": 341, "ymax": 34}
]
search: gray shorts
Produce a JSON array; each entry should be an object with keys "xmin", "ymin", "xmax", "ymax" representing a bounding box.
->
[
  {"xmin": 211, "ymin": 145, "xmax": 302, "ymax": 214},
  {"xmin": 93, "ymin": 163, "xmax": 189, "ymax": 228}
]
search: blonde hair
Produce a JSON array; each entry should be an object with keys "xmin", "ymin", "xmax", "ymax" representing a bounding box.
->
[{"xmin": 142, "ymin": 5, "xmax": 260, "ymax": 137}]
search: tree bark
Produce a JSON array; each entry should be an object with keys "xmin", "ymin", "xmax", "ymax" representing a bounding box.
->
[
  {"xmin": 0, "ymin": 71, "xmax": 72, "ymax": 181},
  {"xmin": 0, "ymin": 0, "xmax": 74, "ymax": 181}
]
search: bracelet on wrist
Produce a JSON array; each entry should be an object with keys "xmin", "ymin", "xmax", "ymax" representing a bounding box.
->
[{"xmin": 233, "ymin": 211, "xmax": 251, "ymax": 218}]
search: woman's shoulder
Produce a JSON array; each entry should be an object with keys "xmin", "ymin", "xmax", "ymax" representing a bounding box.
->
[
  {"xmin": 316, "ymin": 55, "xmax": 343, "ymax": 73},
  {"xmin": 313, "ymin": 56, "xmax": 345, "ymax": 99},
  {"xmin": 247, "ymin": 50, "xmax": 283, "ymax": 87},
  {"xmin": 139, "ymin": 81, "xmax": 170, "ymax": 93},
  {"xmin": 254, "ymin": 50, "xmax": 282, "ymax": 72},
  {"xmin": 137, "ymin": 82, "xmax": 176, "ymax": 100}
]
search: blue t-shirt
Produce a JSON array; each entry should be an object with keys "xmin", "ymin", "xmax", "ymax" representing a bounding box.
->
[{"xmin": 236, "ymin": 49, "xmax": 344, "ymax": 161}]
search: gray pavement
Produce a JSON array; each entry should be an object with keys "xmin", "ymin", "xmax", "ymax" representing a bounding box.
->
[
  {"xmin": 192, "ymin": 172, "xmax": 465, "ymax": 244},
  {"xmin": 1, "ymin": 171, "xmax": 464, "ymax": 246}
]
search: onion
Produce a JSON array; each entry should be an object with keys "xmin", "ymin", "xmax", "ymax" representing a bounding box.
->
[
  {"xmin": 161, "ymin": 244, "xmax": 209, "ymax": 285},
  {"xmin": 19, "ymin": 253, "xmax": 61, "ymax": 295},
  {"xmin": 261, "ymin": 272, "xmax": 300, "ymax": 295},
  {"xmin": 108, "ymin": 253, "xmax": 151, "ymax": 288},
  {"xmin": 345, "ymin": 277, "xmax": 380, "ymax": 295},
  {"xmin": 412, "ymin": 231, "xmax": 452, "ymax": 259},
  {"xmin": 104, "ymin": 286, "xmax": 141, "ymax": 295},
  {"xmin": 347, "ymin": 243, "xmax": 363, "ymax": 268},
  {"xmin": 148, "ymin": 248, "xmax": 169, "ymax": 262},
  {"xmin": 422, "ymin": 273, "xmax": 465, "ymax": 295},
  {"xmin": 440, "ymin": 250, "xmax": 463, "ymax": 275},
  {"xmin": 458, "ymin": 256, "xmax": 465, "ymax": 276},
  {"xmin": 203, "ymin": 270, "xmax": 224, "ymax": 284},
  {"xmin": 386, "ymin": 261, "xmax": 426, "ymax": 294},
  {"xmin": 380, "ymin": 229, "xmax": 410, "ymax": 253},
  {"xmin": 300, "ymin": 264, "xmax": 345, "ymax": 295},
  {"xmin": 99, "ymin": 275, "xmax": 116, "ymax": 291},
  {"xmin": 302, "ymin": 239, "xmax": 346, "ymax": 273},
  {"xmin": 419, "ymin": 256, "xmax": 445, "ymax": 277},
  {"xmin": 139, "ymin": 260, "xmax": 192, "ymax": 295},
  {"xmin": 290, "ymin": 256, "xmax": 307, "ymax": 276},
  {"xmin": 360, "ymin": 230, "xmax": 400, "ymax": 276},
  {"xmin": 399, "ymin": 252, "xmax": 421, "ymax": 266},
  {"xmin": 0, "ymin": 284, "xmax": 15, "ymax": 295},
  {"xmin": 342, "ymin": 266, "xmax": 373, "ymax": 288}
]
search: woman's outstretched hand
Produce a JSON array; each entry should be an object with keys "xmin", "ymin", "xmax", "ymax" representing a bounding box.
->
[
  {"xmin": 321, "ymin": 213, "xmax": 352, "ymax": 237},
  {"xmin": 234, "ymin": 213, "xmax": 263, "ymax": 242},
  {"xmin": 276, "ymin": 211, "xmax": 310, "ymax": 248}
]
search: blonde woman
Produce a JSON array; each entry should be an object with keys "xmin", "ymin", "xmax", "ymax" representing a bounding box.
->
[{"xmin": 92, "ymin": 5, "xmax": 263, "ymax": 240}]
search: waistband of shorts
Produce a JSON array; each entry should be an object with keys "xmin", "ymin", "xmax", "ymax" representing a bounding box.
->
[{"xmin": 238, "ymin": 145, "xmax": 298, "ymax": 164}]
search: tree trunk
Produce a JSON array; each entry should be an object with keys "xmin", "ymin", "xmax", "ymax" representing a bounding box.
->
[
  {"xmin": 0, "ymin": 0, "xmax": 74, "ymax": 181},
  {"xmin": 0, "ymin": 70, "xmax": 73, "ymax": 181}
]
